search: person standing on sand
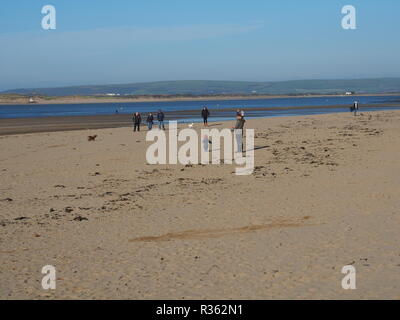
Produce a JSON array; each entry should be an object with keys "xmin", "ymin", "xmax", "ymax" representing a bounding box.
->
[
  {"xmin": 353, "ymin": 101, "xmax": 359, "ymax": 116},
  {"xmin": 132, "ymin": 112, "xmax": 141, "ymax": 132},
  {"xmin": 146, "ymin": 113, "xmax": 154, "ymax": 130},
  {"xmin": 233, "ymin": 110, "xmax": 246, "ymax": 152},
  {"xmin": 234, "ymin": 110, "xmax": 246, "ymax": 130},
  {"xmin": 157, "ymin": 110, "xmax": 165, "ymax": 130},
  {"xmin": 201, "ymin": 106, "xmax": 210, "ymax": 126}
]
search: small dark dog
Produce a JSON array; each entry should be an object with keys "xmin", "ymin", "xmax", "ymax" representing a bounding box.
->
[{"xmin": 87, "ymin": 135, "xmax": 97, "ymax": 141}]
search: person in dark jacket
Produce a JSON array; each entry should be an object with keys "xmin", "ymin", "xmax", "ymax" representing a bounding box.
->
[
  {"xmin": 146, "ymin": 113, "xmax": 154, "ymax": 130},
  {"xmin": 234, "ymin": 110, "xmax": 246, "ymax": 130},
  {"xmin": 132, "ymin": 112, "xmax": 141, "ymax": 132},
  {"xmin": 157, "ymin": 110, "xmax": 165, "ymax": 130},
  {"xmin": 236, "ymin": 109, "xmax": 242, "ymax": 118},
  {"xmin": 201, "ymin": 106, "xmax": 210, "ymax": 126}
]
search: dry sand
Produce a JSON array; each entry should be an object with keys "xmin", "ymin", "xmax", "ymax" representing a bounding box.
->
[
  {"xmin": 0, "ymin": 110, "xmax": 399, "ymax": 299},
  {"xmin": 0, "ymin": 94, "xmax": 336, "ymax": 105},
  {"xmin": 1, "ymin": 93, "xmax": 399, "ymax": 105}
]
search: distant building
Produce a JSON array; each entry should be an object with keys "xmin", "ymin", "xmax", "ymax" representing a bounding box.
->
[
  {"xmin": 28, "ymin": 97, "xmax": 36, "ymax": 103},
  {"xmin": 345, "ymin": 91, "xmax": 355, "ymax": 95}
]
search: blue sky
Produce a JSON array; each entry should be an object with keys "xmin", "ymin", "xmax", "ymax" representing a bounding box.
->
[{"xmin": 0, "ymin": 0, "xmax": 399, "ymax": 90}]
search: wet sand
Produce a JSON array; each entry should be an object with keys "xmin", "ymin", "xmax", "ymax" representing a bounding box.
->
[
  {"xmin": 1, "ymin": 104, "xmax": 399, "ymax": 135},
  {"xmin": 2, "ymin": 93, "xmax": 399, "ymax": 105},
  {"xmin": 1, "ymin": 110, "xmax": 400, "ymax": 299}
]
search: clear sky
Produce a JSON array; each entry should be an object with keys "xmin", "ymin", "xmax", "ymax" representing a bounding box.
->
[{"xmin": 0, "ymin": 0, "xmax": 399, "ymax": 90}]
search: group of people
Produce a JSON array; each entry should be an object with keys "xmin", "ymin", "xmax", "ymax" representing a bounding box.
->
[
  {"xmin": 199, "ymin": 106, "xmax": 247, "ymax": 129},
  {"xmin": 132, "ymin": 110, "xmax": 165, "ymax": 132},
  {"xmin": 132, "ymin": 106, "xmax": 246, "ymax": 132},
  {"xmin": 200, "ymin": 106, "xmax": 246, "ymax": 129},
  {"xmin": 131, "ymin": 99, "xmax": 360, "ymax": 132}
]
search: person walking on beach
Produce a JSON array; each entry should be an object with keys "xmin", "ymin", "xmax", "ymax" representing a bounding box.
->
[
  {"xmin": 234, "ymin": 110, "xmax": 246, "ymax": 129},
  {"xmin": 233, "ymin": 110, "xmax": 246, "ymax": 152},
  {"xmin": 352, "ymin": 101, "xmax": 359, "ymax": 116},
  {"xmin": 157, "ymin": 110, "xmax": 165, "ymax": 130},
  {"xmin": 146, "ymin": 113, "xmax": 154, "ymax": 130},
  {"xmin": 132, "ymin": 112, "xmax": 141, "ymax": 132},
  {"xmin": 201, "ymin": 106, "xmax": 210, "ymax": 126}
]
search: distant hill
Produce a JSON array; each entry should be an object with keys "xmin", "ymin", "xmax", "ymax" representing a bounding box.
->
[{"xmin": 2, "ymin": 78, "xmax": 400, "ymax": 96}]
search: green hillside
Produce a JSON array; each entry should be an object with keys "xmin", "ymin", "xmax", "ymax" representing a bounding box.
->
[{"xmin": 3, "ymin": 78, "xmax": 400, "ymax": 96}]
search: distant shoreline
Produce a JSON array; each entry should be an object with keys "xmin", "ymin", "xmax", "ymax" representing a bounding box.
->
[{"xmin": 1, "ymin": 92, "xmax": 399, "ymax": 105}]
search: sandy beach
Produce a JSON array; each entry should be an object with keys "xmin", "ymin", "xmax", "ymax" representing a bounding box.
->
[
  {"xmin": 1, "ymin": 110, "xmax": 399, "ymax": 299},
  {"xmin": 0, "ymin": 94, "xmax": 339, "ymax": 105},
  {"xmin": 1, "ymin": 93, "xmax": 399, "ymax": 105}
]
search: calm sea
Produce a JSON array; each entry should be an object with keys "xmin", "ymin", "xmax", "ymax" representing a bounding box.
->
[{"xmin": 1, "ymin": 95, "xmax": 400, "ymax": 122}]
